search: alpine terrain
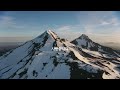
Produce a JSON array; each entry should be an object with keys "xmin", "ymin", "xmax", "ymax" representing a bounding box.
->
[{"xmin": 0, "ymin": 30, "xmax": 120, "ymax": 79}]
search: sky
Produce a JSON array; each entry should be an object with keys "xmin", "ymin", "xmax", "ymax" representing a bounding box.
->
[{"xmin": 0, "ymin": 11, "xmax": 120, "ymax": 43}]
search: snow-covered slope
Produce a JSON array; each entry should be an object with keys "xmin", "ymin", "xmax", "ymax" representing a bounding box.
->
[
  {"xmin": 71, "ymin": 34, "xmax": 120, "ymax": 59},
  {"xmin": 0, "ymin": 30, "xmax": 120, "ymax": 79}
]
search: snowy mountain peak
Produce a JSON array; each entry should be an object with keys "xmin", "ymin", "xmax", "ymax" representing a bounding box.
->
[
  {"xmin": 71, "ymin": 34, "xmax": 120, "ymax": 58},
  {"xmin": 81, "ymin": 34, "xmax": 87, "ymax": 37},
  {"xmin": 33, "ymin": 30, "xmax": 60, "ymax": 44},
  {"xmin": 45, "ymin": 30, "xmax": 59, "ymax": 40},
  {"xmin": 79, "ymin": 34, "xmax": 90, "ymax": 40},
  {"xmin": 71, "ymin": 34, "xmax": 91, "ymax": 48},
  {"xmin": 47, "ymin": 30, "xmax": 52, "ymax": 33},
  {"xmin": 0, "ymin": 30, "xmax": 120, "ymax": 79}
]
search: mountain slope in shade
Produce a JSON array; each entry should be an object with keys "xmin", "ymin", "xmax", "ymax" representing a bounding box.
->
[
  {"xmin": 0, "ymin": 30, "xmax": 120, "ymax": 79},
  {"xmin": 71, "ymin": 34, "xmax": 120, "ymax": 59}
]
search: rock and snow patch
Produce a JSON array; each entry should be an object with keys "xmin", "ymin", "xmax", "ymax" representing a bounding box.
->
[{"xmin": 0, "ymin": 30, "xmax": 120, "ymax": 79}]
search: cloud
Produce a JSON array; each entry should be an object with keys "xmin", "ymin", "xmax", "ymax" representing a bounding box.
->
[
  {"xmin": 0, "ymin": 16, "xmax": 15, "ymax": 26},
  {"xmin": 109, "ymin": 18, "xmax": 119, "ymax": 26},
  {"xmin": 57, "ymin": 26, "xmax": 71, "ymax": 31},
  {"xmin": 55, "ymin": 11, "xmax": 120, "ymax": 42},
  {"xmin": 55, "ymin": 25, "xmax": 82, "ymax": 41},
  {"xmin": 77, "ymin": 11, "xmax": 115, "ymax": 25},
  {"xmin": 83, "ymin": 25, "xmax": 94, "ymax": 34},
  {"xmin": 76, "ymin": 11, "xmax": 120, "ymax": 35},
  {"xmin": 0, "ymin": 16, "xmax": 24, "ymax": 29},
  {"xmin": 77, "ymin": 11, "xmax": 119, "ymax": 26},
  {"xmin": 100, "ymin": 21, "xmax": 110, "ymax": 25},
  {"xmin": 100, "ymin": 17, "xmax": 119, "ymax": 26}
]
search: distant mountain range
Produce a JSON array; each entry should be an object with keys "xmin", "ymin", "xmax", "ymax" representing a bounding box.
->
[{"xmin": 0, "ymin": 30, "xmax": 120, "ymax": 79}]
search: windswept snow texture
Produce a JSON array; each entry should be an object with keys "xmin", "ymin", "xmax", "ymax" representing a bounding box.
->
[{"xmin": 0, "ymin": 30, "xmax": 120, "ymax": 79}]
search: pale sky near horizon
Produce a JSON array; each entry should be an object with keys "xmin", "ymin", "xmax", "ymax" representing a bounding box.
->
[{"xmin": 0, "ymin": 11, "xmax": 120, "ymax": 43}]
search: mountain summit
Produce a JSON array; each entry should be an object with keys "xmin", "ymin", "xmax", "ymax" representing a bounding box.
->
[
  {"xmin": 71, "ymin": 34, "xmax": 95, "ymax": 48},
  {"xmin": 71, "ymin": 34, "xmax": 120, "ymax": 58},
  {"xmin": 0, "ymin": 30, "xmax": 82, "ymax": 79},
  {"xmin": 0, "ymin": 30, "xmax": 120, "ymax": 79},
  {"xmin": 79, "ymin": 34, "xmax": 90, "ymax": 40}
]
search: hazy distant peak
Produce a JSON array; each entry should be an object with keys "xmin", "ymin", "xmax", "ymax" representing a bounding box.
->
[{"xmin": 79, "ymin": 34, "xmax": 90, "ymax": 40}]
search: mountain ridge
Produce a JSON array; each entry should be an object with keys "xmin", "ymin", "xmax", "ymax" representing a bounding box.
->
[
  {"xmin": 0, "ymin": 30, "xmax": 120, "ymax": 79},
  {"xmin": 71, "ymin": 34, "xmax": 120, "ymax": 58}
]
